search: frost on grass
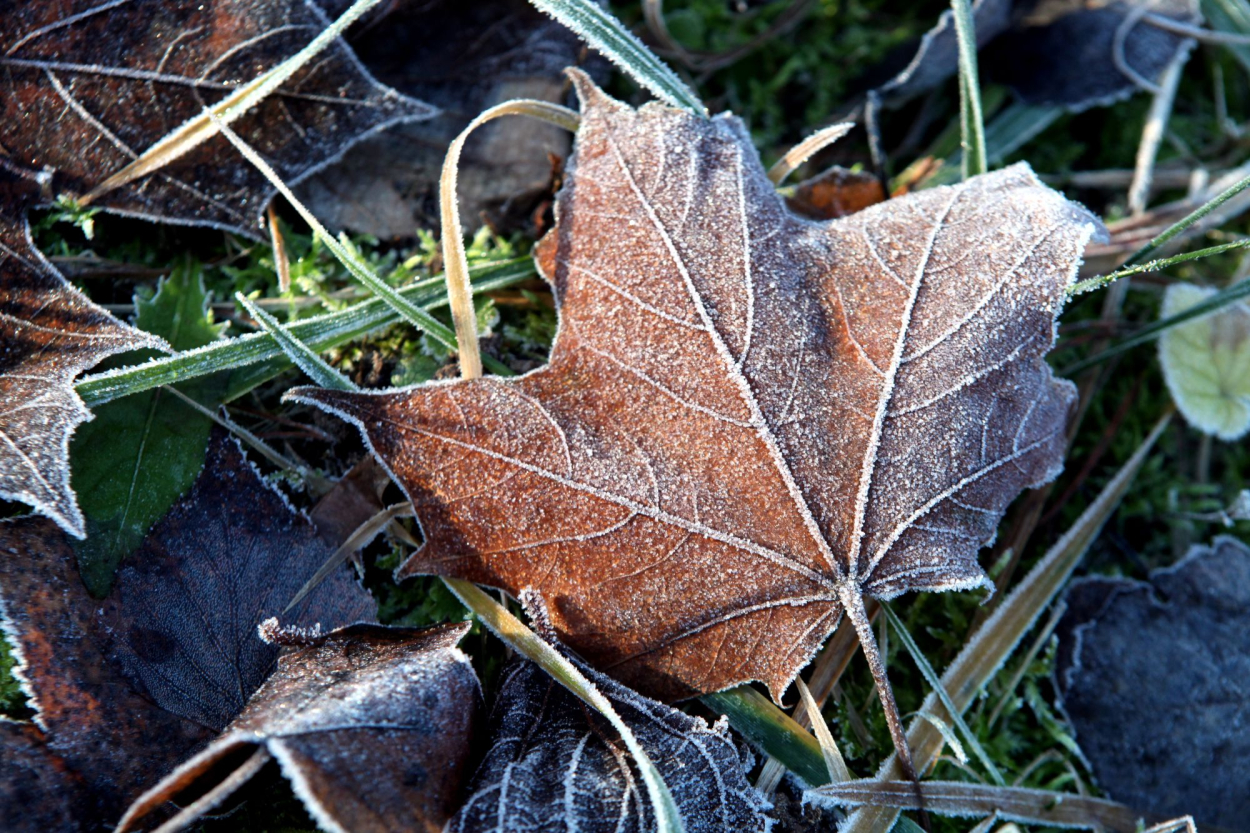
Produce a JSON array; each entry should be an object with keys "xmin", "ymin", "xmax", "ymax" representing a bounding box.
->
[
  {"xmin": 0, "ymin": 160, "xmax": 165, "ymax": 539},
  {"xmin": 1158, "ymin": 282, "xmax": 1250, "ymax": 441},
  {"xmin": 116, "ymin": 622, "xmax": 480, "ymax": 833},
  {"xmin": 1054, "ymin": 537, "xmax": 1250, "ymax": 828},
  {"xmin": 0, "ymin": 433, "xmax": 373, "ymax": 830},
  {"xmin": 449, "ymin": 655, "xmax": 770, "ymax": 833},
  {"xmin": 294, "ymin": 72, "xmax": 1102, "ymax": 703},
  {"xmin": 0, "ymin": 0, "xmax": 435, "ymax": 236}
]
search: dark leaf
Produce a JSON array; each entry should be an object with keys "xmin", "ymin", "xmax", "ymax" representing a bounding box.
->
[
  {"xmin": 0, "ymin": 159, "xmax": 165, "ymax": 539},
  {"xmin": 1054, "ymin": 536, "xmax": 1250, "ymax": 829},
  {"xmin": 450, "ymin": 654, "xmax": 770, "ymax": 833},
  {"xmin": 117, "ymin": 621, "xmax": 480, "ymax": 833},
  {"xmin": 876, "ymin": 0, "xmax": 1015, "ymax": 102},
  {"xmin": 294, "ymin": 74, "xmax": 1101, "ymax": 703},
  {"xmin": 0, "ymin": 0, "xmax": 435, "ymax": 237},
  {"xmin": 297, "ymin": 0, "xmax": 603, "ymax": 237},
  {"xmin": 0, "ymin": 430, "xmax": 373, "ymax": 827},
  {"xmin": 0, "ymin": 719, "xmax": 85, "ymax": 832},
  {"xmin": 70, "ymin": 264, "xmax": 227, "ymax": 596},
  {"xmin": 785, "ymin": 166, "xmax": 887, "ymax": 221}
]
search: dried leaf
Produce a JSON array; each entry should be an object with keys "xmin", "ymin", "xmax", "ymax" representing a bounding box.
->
[
  {"xmin": 1053, "ymin": 536, "xmax": 1250, "ymax": 829},
  {"xmin": 1157, "ymin": 282, "xmax": 1250, "ymax": 441},
  {"xmin": 449, "ymin": 654, "xmax": 770, "ymax": 833},
  {"xmin": 117, "ymin": 621, "xmax": 480, "ymax": 833},
  {"xmin": 295, "ymin": 73, "xmax": 1101, "ymax": 705},
  {"xmin": 297, "ymin": 0, "xmax": 602, "ymax": 237},
  {"xmin": 0, "ymin": 719, "xmax": 85, "ymax": 832},
  {"xmin": 879, "ymin": 0, "xmax": 1199, "ymax": 111},
  {"xmin": 0, "ymin": 431, "xmax": 373, "ymax": 827},
  {"xmin": 0, "ymin": 0, "xmax": 434, "ymax": 236},
  {"xmin": 785, "ymin": 166, "xmax": 887, "ymax": 221},
  {"xmin": 0, "ymin": 160, "xmax": 165, "ymax": 539}
]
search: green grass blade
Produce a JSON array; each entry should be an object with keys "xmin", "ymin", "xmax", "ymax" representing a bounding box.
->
[
  {"xmin": 1124, "ymin": 170, "xmax": 1250, "ymax": 266},
  {"xmin": 76, "ymin": 259, "xmax": 533, "ymax": 407},
  {"xmin": 1070, "ymin": 239, "xmax": 1250, "ymax": 295},
  {"xmin": 446, "ymin": 578, "xmax": 685, "ymax": 833},
  {"xmin": 527, "ymin": 0, "xmax": 705, "ymax": 114},
  {"xmin": 235, "ymin": 293, "xmax": 358, "ymax": 392},
  {"xmin": 880, "ymin": 603, "xmax": 1006, "ymax": 786},
  {"xmin": 701, "ymin": 686, "xmax": 829, "ymax": 787},
  {"xmin": 1063, "ymin": 277, "xmax": 1250, "ymax": 374},
  {"xmin": 951, "ymin": 0, "xmax": 987, "ymax": 178}
]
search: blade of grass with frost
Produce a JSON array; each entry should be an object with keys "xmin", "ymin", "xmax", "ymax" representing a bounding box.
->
[
  {"xmin": 951, "ymin": 0, "xmax": 987, "ymax": 178},
  {"xmin": 83, "ymin": 0, "xmax": 394, "ymax": 204},
  {"xmin": 445, "ymin": 578, "xmax": 685, "ymax": 833},
  {"xmin": 207, "ymin": 112, "xmax": 511, "ymax": 376},
  {"xmin": 1063, "ymin": 277, "xmax": 1250, "ymax": 374},
  {"xmin": 75, "ymin": 259, "xmax": 532, "ymax": 407},
  {"xmin": 527, "ymin": 0, "xmax": 705, "ymax": 114},
  {"xmin": 1126, "ymin": 169, "xmax": 1250, "ymax": 266},
  {"xmin": 836, "ymin": 413, "xmax": 1171, "ymax": 833},
  {"xmin": 1070, "ymin": 239, "xmax": 1250, "ymax": 295},
  {"xmin": 816, "ymin": 780, "xmax": 1166, "ymax": 829},
  {"xmin": 880, "ymin": 602, "xmax": 1005, "ymax": 786},
  {"xmin": 235, "ymin": 293, "xmax": 358, "ymax": 392}
]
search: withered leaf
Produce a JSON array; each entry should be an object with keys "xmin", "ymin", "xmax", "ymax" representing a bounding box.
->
[
  {"xmin": 295, "ymin": 73, "xmax": 1101, "ymax": 703},
  {"xmin": 0, "ymin": 431, "xmax": 373, "ymax": 828},
  {"xmin": 0, "ymin": 719, "xmax": 85, "ymax": 832},
  {"xmin": 879, "ymin": 0, "xmax": 1199, "ymax": 111},
  {"xmin": 449, "ymin": 654, "xmax": 770, "ymax": 833},
  {"xmin": 297, "ymin": 0, "xmax": 602, "ymax": 237},
  {"xmin": 0, "ymin": 159, "xmax": 165, "ymax": 539},
  {"xmin": 0, "ymin": 0, "xmax": 434, "ymax": 237},
  {"xmin": 785, "ymin": 165, "xmax": 887, "ymax": 221},
  {"xmin": 1054, "ymin": 536, "xmax": 1250, "ymax": 829},
  {"xmin": 118, "ymin": 621, "xmax": 480, "ymax": 833}
]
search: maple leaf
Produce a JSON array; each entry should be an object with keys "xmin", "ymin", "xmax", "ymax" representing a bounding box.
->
[
  {"xmin": 0, "ymin": 160, "xmax": 165, "ymax": 539},
  {"xmin": 1054, "ymin": 536, "xmax": 1250, "ymax": 828},
  {"xmin": 0, "ymin": 0, "xmax": 434, "ymax": 236},
  {"xmin": 294, "ymin": 73, "xmax": 1100, "ymax": 732},
  {"xmin": 0, "ymin": 431, "xmax": 373, "ymax": 829},
  {"xmin": 117, "ymin": 621, "xmax": 480, "ymax": 833},
  {"xmin": 450, "ymin": 653, "xmax": 770, "ymax": 833}
]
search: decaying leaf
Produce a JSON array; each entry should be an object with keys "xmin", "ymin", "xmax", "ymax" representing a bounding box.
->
[
  {"xmin": 449, "ymin": 654, "xmax": 770, "ymax": 833},
  {"xmin": 785, "ymin": 166, "xmax": 887, "ymax": 221},
  {"xmin": 117, "ymin": 621, "xmax": 480, "ymax": 833},
  {"xmin": 294, "ymin": 73, "xmax": 1101, "ymax": 708},
  {"xmin": 0, "ymin": 160, "xmax": 165, "ymax": 539},
  {"xmin": 0, "ymin": 431, "xmax": 373, "ymax": 828},
  {"xmin": 1054, "ymin": 536, "xmax": 1250, "ymax": 829},
  {"xmin": 297, "ymin": 0, "xmax": 601, "ymax": 237},
  {"xmin": 1157, "ymin": 282, "xmax": 1250, "ymax": 441},
  {"xmin": 0, "ymin": 0, "xmax": 434, "ymax": 236},
  {"xmin": 879, "ymin": 0, "xmax": 1200, "ymax": 110}
]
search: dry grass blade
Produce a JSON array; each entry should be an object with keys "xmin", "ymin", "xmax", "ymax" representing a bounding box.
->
[
  {"xmin": 839, "ymin": 412, "xmax": 1171, "ymax": 833},
  {"xmin": 440, "ymin": 99, "xmax": 580, "ymax": 379},
  {"xmin": 81, "ymin": 0, "xmax": 389, "ymax": 205},
  {"xmin": 767, "ymin": 124, "xmax": 855, "ymax": 185},
  {"xmin": 797, "ymin": 678, "xmax": 853, "ymax": 783},
  {"xmin": 813, "ymin": 780, "xmax": 1172, "ymax": 830}
]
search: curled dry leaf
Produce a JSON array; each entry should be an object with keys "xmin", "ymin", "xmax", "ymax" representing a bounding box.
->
[
  {"xmin": 1157, "ymin": 282, "xmax": 1250, "ymax": 441},
  {"xmin": 1054, "ymin": 536, "xmax": 1250, "ymax": 829},
  {"xmin": 0, "ymin": 0, "xmax": 434, "ymax": 236},
  {"xmin": 879, "ymin": 0, "xmax": 1199, "ymax": 110},
  {"xmin": 117, "ymin": 621, "xmax": 480, "ymax": 833},
  {"xmin": 294, "ymin": 72, "xmax": 1101, "ymax": 704},
  {"xmin": 0, "ymin": 160, "xmax": 165, "ymax": 539},
  {"xmin": 449, "ymin": 654, "xmax": 770, "ymax": 833},
  {"xmin": 785, "ymin": 166, "xmax": 887, "ymax": 222},
  {"xmin": 0, "ymin": 431, "xmax": 373, "ymax": 830}
]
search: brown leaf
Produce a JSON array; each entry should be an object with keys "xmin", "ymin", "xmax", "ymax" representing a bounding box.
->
[
  {"xmin": 0, "ymin": 159, "xmax": 165, "ymax": 538},
  {"xmin": 117, "ymin": 621, "xmax": 480, "ymax": 833},
  {"xmin": 0, "ymin": 430, "xmax": 373, "ymax": 827},
  {"xmin": 293, "ymin": 74, "xmax": 1102, "ymax": 704},
  {"xmin": 786, "ymin": 166, "xmax": 886, "ymax": 221},
  {"xmin": 0, "ymin": 0, "xmax": 434, "ymax": 237},
  {"xmin": 450, "ymin": 654, "xmax": 770, "ymax": 833},
  {"xmin": 0, "ymin": 719, "xmax": 87, "ymax": 832}
]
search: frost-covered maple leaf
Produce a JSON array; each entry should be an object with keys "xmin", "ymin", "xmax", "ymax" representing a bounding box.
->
[{"xmin": 295, "ymin": 72, "xmax": 1102, "ymax": 770}]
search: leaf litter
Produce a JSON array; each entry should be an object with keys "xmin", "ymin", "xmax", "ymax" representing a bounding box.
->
[{"xmin": 294, "ymin": 71, "xmax": 1103, "ymax": 780}]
